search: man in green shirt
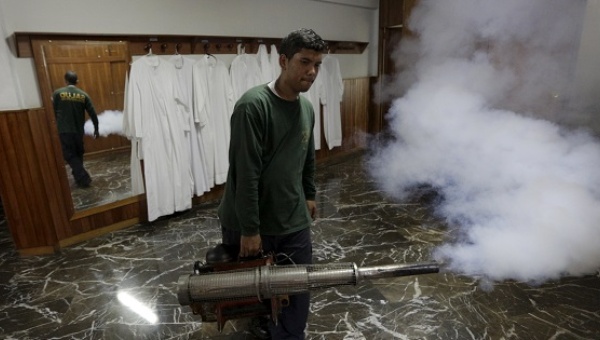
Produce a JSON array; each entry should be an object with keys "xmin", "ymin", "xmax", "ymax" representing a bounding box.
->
[
  {"xmin": 52, "ymin": 71, "xmax": 99, "ymax": 188},
  {"xmin": 217, "ymin": 29, "xmax": 327, "ymax": 339}
]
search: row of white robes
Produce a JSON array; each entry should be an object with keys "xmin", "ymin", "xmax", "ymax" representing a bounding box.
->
[
  {"xmin": 123, "ymin": 47, "xmax": 273, "ymax": 221},
  {"xmin": 230, "ymin": 44, "xmax": 280, "ymax": 103},
  {"xmin": 229, "ymin": 49, "xmax": 344, "ymax": 150},
  {"xmin": 191, "ymin": 55, "xmax": 234, "ymax": 188},
  {"xmin": 123, "ymin": 55, "xmax": 193, "ymax": 221},
  {"xmin": 122, "ymin": 49, "xmax": 343, "ymax": 221}
]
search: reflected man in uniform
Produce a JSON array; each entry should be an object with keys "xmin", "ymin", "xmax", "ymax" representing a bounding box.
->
[{"xmin": 52, "ymin": 70, "xmax": 99, "ymax": 188}]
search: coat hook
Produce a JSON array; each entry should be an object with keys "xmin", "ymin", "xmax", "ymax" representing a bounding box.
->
[{"xmin": 160, "ymin": 43, "xmax": 168, "ymax": 52}]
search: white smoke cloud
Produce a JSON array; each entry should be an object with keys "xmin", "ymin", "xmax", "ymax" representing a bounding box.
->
[
  {"xmin": 84, "ymin": 110, "xmax": 125, "ymax": 137},
  {"xmin": 369, "ymin": 0, "xmax": 600, "ymax": 284}
]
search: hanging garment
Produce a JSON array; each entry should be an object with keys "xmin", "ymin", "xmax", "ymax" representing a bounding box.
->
[
  {"xmin": 270, "ymin": 44, "xmax": 281, "ymax": 80},
  {"xmin": 257, "ymin": 44, "xmax": 273, "ymax": 83},
  {"xmin": 192, "ymin": 55, "xmax": 234, "ymax": 186},
  {"xmin": 122, "ymin": 71, "xmax": 145, "ymax": 196},
  {"xmin": 321, "ymin": 55, "xmax": 344, "ymax": 149},
  {"xmin": 169, "ymin": 54, "xmax": 211, "ymax": 195},
  {"xmin": 230, "ymin": 52, "xmax": 263, "ymax": 103},
  {"xmin": 169, "ymin": 55, "xmax": 194, "ymax": 109},
  {"xmin": 300, "ymin": 67, "xmax": 327, "ymax": 150},
  {"xmin": 124, "ymin": 55, "xmax": 193, "ymax": 221}
]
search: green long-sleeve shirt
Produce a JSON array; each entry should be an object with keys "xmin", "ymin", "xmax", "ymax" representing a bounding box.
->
[
  {"xmin": 52, "ymin": 85, "xmax": 99, "ymax": 134},
  {"xmin": 217, "ymin": 84, "xmax": 316, "ymax": 236}
]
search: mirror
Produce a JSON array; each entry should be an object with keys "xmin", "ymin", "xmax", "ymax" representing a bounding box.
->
[{"xmin": 34, "ymin": 39, "xmax": 135, "ymax": 211}]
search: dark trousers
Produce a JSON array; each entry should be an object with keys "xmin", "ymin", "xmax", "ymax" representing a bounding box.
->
[
  {"xmin": 221, "ymin": 227, "xmax": 312, "ymax": 340},
  {"xmin": 59, "ymin": 133, "xmax": 91, "ymax": 186}
]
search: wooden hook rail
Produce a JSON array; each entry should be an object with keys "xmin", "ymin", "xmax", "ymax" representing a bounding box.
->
[{"xmin": 13, "ymin": 32, "xmax": 369, "ymax": 58}]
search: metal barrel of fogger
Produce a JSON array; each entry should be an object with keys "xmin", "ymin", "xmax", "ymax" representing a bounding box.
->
[{"xmin": 177, "ymin": 262, "xmax": 439, "ymax": 305}]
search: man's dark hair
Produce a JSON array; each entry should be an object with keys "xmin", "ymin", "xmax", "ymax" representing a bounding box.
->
[
  {"xmin": 278, "ymin": 28, "xmax": 328, "ymax": 59},
  {"xmin": 64, "ymin": 71, "xmax": 78, "ymax": 85}
]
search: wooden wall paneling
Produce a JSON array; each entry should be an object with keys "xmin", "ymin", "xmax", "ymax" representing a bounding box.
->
[
  {"xmin": 27, "ymin": 108, "xmax": 73, "ymax": 237},
  {"xmin": 0, "ymin": 110, "xmax": 69, "ymax": 254},
  {"xmin": 341, "ymin": 85, "xmax": 355, "ymax": 151},
  {"xmin": 17, "ymin": 111, "xmax": 57, "ymax": 245},
  {"xmin": 349, "ymin": 78, "xmax": 370, "ymax": 149},
  {"xmin": 316, "ymin": 78, "xmax": 370, "ymax": 163},
  {"xmin": 317, "ymin": 103, "xmax": 327, "ymax": 154},
  {"xmin": 0, "ymin": 112, "xmax": 34, "ymax": 247},
  {"xmin": 6, "ymin": 112, "xmax": 42, "ymax": 246},
  {"xmin": 368, "ymin": 77, "xmax": 383, "ymax": 134},
  {"xmin": 315, "ymin": 104, "xmax": 331, "ymax": 160},
  {"xmin": 0, "ymin": 130, "xmax": 23, "ymax": 243},
  {"xmin": 351, "ymin": 78, "xmax": 369, "ymax": 149},
  {"xmin": 340, "ymin": 85, "xmax": 352, "ymax": 151},
  {"xmin": 380, "ymin": 0, "xmax": 404, "ymax": 27}
]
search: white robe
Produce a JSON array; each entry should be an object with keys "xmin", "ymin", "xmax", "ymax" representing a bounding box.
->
[
  {"xmin": 257, "ymin": 44, "xmax": 273, "ymax": 83},
  {"xmin": 122, "ymin": 72, "xmax": 146, "ymax": 196},
  {"xmin": 170, "ymin": 54, "xmax": 211, "ymax": 195},
  {"xmin": 321, "ymin": 55, "xmax": 344, "ymax": 149},
  {"xmin": 270, "ymin": 44, "xmax": 281, "ymax": 80},
  {"xmin": 301, "ymin": 67, "xmax": 327, "ymax": 150},
  {"xmin": 230, "ymin": 53, "xmax": 263, "ymax": 103},
  {"xmin": 192, "ymin": 55, "xmax": 234, "ymax": 186},
  {"xmin": 124, "ymin": 55, "xmax": 193, "ymax": 221}
]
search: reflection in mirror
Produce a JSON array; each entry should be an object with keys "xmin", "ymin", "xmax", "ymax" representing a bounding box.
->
[
  {"xmin": 65, "ymin": 110, "xmax": 134, "ymax": 211},
  {"xmin": 66, "ymin": 148, "xmax": 132, "ymax": 211},
  {"xmin": 34, "ymin": 39, "xmax": 134, "ymax": 212}
]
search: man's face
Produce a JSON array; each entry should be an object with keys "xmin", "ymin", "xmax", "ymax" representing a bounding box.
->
[{"xmin": 280, "ymin": 48, "xmax": 323, "ymax": 93}]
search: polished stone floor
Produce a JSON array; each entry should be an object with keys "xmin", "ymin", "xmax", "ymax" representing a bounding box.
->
[{"xmin": 1, "ymin": 154, "xmax": 599, "ymax": 339}]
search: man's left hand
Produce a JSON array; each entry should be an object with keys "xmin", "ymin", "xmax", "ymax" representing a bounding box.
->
[
  {"xmin": 94, "ymin": 129, "xmax": 100, "ymax": 139},
  {"xmin": 306, "ymin": 200, "xmax": 317, "ymax": 220}
]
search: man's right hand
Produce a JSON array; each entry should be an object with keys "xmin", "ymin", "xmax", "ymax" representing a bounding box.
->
[{"xmin": 240, "ymin": 234, "xmax": 262, "ymax": 258}]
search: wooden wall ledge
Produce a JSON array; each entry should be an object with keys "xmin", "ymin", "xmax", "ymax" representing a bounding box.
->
[{"xmin": 13, "ymin": 32, "xmax": 368, "ymax": 58}]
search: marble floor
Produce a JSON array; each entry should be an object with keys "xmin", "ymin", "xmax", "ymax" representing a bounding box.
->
[{"xmin": 1, "ymin": 154, "xmax": 599, "ymax": 339}]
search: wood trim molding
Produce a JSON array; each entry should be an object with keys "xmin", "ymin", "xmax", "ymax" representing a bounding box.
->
[
  {"xmin": 14, "ymin": 32, "xmax": 368, "ymax": 58},
  {"xmin": 58, "ymin": 217, "xmax": 140, "ymax": 248}
]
